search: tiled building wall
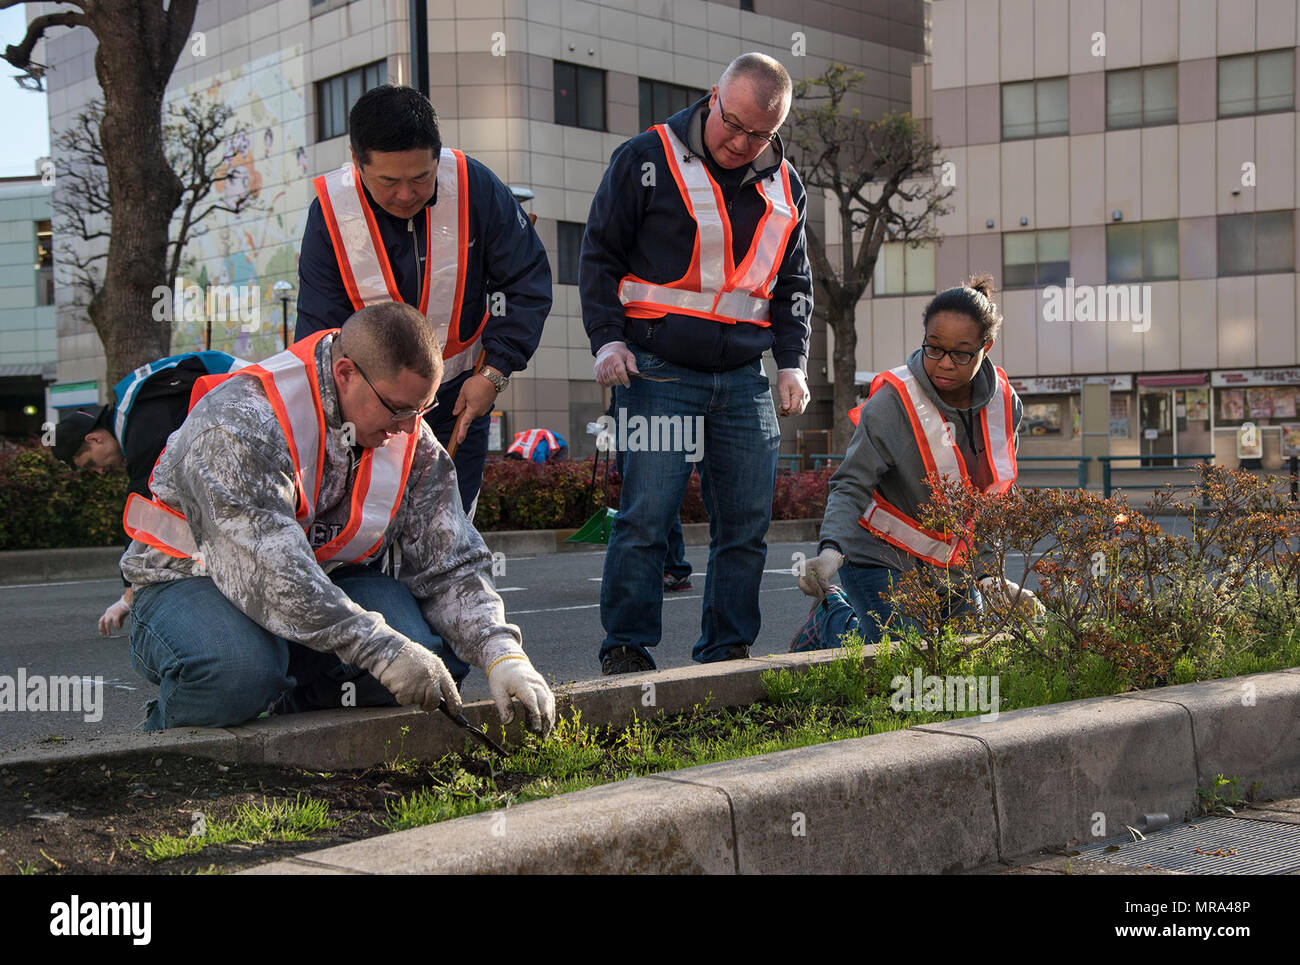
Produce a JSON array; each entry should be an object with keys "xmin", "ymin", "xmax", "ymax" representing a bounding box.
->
[{"xmin": 849, "ymin": 0, "xmax": 1300, "ymax": 383}]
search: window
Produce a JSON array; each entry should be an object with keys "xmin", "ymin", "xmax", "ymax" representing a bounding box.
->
[
  {"xmin": 1001, "ymin": 77, "xmax": 1068, "ymax": 139},
  {"xmin": 1106, "ymin": 64, "xmax": 1177, "ymax": 129},
  {"xmin": 316, "ymin": 61, "xmax": 387, "ymax": 141},
  {"xmin": 557, "ymin": 221, "xmax": 584, "ymax": 285},
  {"xmin": 554, "ymin": 61, "xmax": 606, "ymax": 131},
  {"xmin": 1217, "ymin": 210, "xmax": 1295, "ymax": 275},
  {"xmin": 740, "ymin": 0, "xmax": 754, "ymax": 10},
  {"xmin": 35, "ymin": 220, "xmax": 53, "ymax": 307},
  {"xmin": 871, "ymin": 241, "xmax": 935, "ymax": 296},
  {"xmin": 1002, "ymin": 230, "xmax": 1069, "ymax": 288},
  {"xmin": 639, "ymin": 79, "xmax": 706, "ymax": 133},
  {"xmin": 1218, "ymin": 49, "xmax": 1294, "ymax": 117},
  {"xmin": 1106, "ymin": 221, "xmax": 1178, "ymax": 282}
]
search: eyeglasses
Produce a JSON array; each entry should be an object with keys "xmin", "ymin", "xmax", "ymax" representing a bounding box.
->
[
  {"xmin": 715, "ymin": 95, "xmax": 779, "ymax": 147},
  {"xmin": 921, "ymin": 343, "xmax": 978, "ymax": 366},
  {"xmin": 344, "ymin": 353, "xmax": 438, "ymax": 422}
]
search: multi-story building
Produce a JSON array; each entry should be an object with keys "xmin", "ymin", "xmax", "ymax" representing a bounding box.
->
[
  {"xmin": 34, "ymin": 0, "xmax": 930, "ymax": 455},
  {"xmin": 855, "ymin": 0, "xmax": 1300, "ymax": 471},
  {"xmin": 0, "ymin": 171, "xmax": 56, "ymax": 439}
]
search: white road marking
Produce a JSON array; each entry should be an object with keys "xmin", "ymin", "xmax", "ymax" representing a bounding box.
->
[
  {"xmin": 508, "ymin": 585, "xmax": 798, "ymax": 615},
  {"xmin": 0, "ymin": 578, "xmax": 121, "ymax": 590},
  {"xmin": 495, "ymin": 587, "xmax": 526, "ymax": 592}
]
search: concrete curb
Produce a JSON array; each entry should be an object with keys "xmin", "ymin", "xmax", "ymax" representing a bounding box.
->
[
  {"xmin": 0, "ymin": 650, "xmax": 846, "ymax": 770},
  {"xmin": 241, "ymin": 668, "xmax": 1300, "ymax": 874}
]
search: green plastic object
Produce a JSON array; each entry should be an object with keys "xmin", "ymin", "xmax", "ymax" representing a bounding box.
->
[{"xmin": 566, "ymin": 507, "xmax": 617, "ymax": 544}]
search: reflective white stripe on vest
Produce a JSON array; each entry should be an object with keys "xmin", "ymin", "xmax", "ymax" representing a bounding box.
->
[
  {"xmin": 316, "ymin": 150, "xmax": 477, "ymax": 382},
  {"xmin": 887, "ymin": 365, "xmax": 963, "ymax": 483},
  {"xmin": 326, "ymin": 437, "xmax": 413, "ymax": 562},
  {"xmin": 984, "ymin": 366, "xmax": 1016, "ymax": 491},
  {"xmin": 254, "ymin": 347, "xmax": 323, "ymax": 520},
  {"xmin": 123, "ymin": 493, "xmax": 199, "ymax": 559},
  {"xmin": 862, "ymin": 497, "xmax": 960, "ymax": 566},
  {"xmin": 618, "ymin": 124, "xmax": 794, "ymax": 324}
]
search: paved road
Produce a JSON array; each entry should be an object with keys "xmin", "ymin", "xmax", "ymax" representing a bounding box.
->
[
  {"xmin": 0, "ymin": 516, "xmax": 1197, "ymax": 752},
  {"xmin": 0, "ymin": 541, "xmax": 822, "ymax": 750}
]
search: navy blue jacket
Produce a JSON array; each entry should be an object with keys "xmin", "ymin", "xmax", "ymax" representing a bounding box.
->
[
  {"xmin": 296, "ymin": 154, "xmax": 552, "ymax": 388},
  {"xmin": 580, "ymin": 97, "xmax": 812, "ymax": 373}
]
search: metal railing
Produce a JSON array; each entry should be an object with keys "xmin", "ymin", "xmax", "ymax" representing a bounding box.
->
[
  {"xmin": 1098, "ymin": 453, "xmax": 1215, "ymax": 501},
  {"xmin": 1016, "ymin": 456, "xmax": 1091, "ymax": 490}
]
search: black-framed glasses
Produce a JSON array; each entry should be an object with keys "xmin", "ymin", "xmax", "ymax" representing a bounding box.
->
[
  {"xmin": 921, "ymin": 343, "xmax": 978, "ymax": 366},
  {"xmin": 715, "ymin": 94, "xmax": 779, "ymax": 147},
  {"xmin": 344, "ymin": 353, "xmax": 438, "ymax": 421}
]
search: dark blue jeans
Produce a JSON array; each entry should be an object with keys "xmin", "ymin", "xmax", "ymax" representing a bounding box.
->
[
  {"xmin": 600, "ymin": 345, "xmax": 779, "ymax": 666},
  {"xmin": 427, "ymin": 371, "xmax": 491, "ymax": 514},
  {"xmin": 129, "ymin": 564, "xmax": 469, "ymax": 731},
  {"xmin": 821, "ymin": 562, "xmax": 984, "ymax": 648},
  {"xmin": 616, "ymin": 441, "xmax": 691, "ymax": 580}
]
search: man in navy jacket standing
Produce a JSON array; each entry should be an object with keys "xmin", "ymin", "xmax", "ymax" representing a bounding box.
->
[
  {"xmin": 582, "ymin": 53, "xmax": 812, "ymax": 674},
  {"xmin": 296, "ymin": 85, "xmax": 551, "ymax": 513}
]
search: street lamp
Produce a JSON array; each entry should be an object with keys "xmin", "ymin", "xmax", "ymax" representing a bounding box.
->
[{"xmin": 273, "ymin": 280, "xmax": 294, "ymax": 349}]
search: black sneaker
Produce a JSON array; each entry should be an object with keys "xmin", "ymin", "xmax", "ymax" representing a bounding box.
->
[
  {"xmin": 722, "ymin": 645, "xmax": 750, "ymax": 660},
  {"xmin": 663, "ymin": 572, "xmax": 693, "ymax": 592},
  {"xmin": 601, "ymin": 646, "xmax": 655, "ymax": 676}
]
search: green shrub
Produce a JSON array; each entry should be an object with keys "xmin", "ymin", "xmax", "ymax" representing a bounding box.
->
[{"xmin": 0, "ymin": 444, "xmax": 128, "ymax": 550}]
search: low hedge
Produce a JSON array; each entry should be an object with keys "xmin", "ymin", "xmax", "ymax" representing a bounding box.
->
[
  {"xmin": 0, "ymin": 444, "xmax": 832, "ymax": 549},
  {"xmin": 0, "ymin": 443, "xmax": 129, "ymax": 550}
]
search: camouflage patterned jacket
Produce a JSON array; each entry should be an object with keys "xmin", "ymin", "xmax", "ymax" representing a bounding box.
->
[{"xmin": 120, "ymin": 332, "xmax": 524, "ymax": 679}]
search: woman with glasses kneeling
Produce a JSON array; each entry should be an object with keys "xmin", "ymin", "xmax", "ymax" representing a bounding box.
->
[{"xmin": 790, "ymin": 274, "xmax": 1040, "ymax": 652}]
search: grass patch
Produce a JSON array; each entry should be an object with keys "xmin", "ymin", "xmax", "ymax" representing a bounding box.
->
[{"xmin": 133, "ymin": 794, "xmax": 339, "ymax": 862}]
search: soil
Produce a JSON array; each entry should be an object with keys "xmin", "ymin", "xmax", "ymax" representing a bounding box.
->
[{"xmin": 0, "ymin": 749, "xmax": 515, "ymax": 876}]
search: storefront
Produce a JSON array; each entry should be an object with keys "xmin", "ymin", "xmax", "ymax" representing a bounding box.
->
[
  {"xmin": 1135, "ymin": 373, "xmax": 1213, "ymax": 466},
  {"xmin": 1007, "ymin": 375, "xmax": 1134, "ymax": 458},
  {"xmin": 1211, "ymin": 368, "xmax": 1300, "ymax": 469}
]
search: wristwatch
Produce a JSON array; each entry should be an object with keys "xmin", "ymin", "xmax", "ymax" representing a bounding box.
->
[{"xmin": 480, "ymin": 365, "xmax": 510, "ymax": 393}]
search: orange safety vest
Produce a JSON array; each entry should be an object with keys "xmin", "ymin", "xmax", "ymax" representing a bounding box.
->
[
  {"xmin": 122, "ymin": 330, "xmax": 419, "ymax": 567},
  {"xmin": 617, "ymin": 124, "xmax": 797, "ymax": 327},
  {"xmin": 313, "ymin": 149, "xmax": 487, "ymax": 382},
  {"xmin": 858, "ymin": 364, "xmax": 1017, "ymax": 567}
]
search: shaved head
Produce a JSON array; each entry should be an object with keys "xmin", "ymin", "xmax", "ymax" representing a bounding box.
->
[
  {"xmin": 331, "ymin": 302, "xmax": 443, "ymax": 383},
  {"xmin": 719, "ymin": 52, "xmax": 792, "ymax": 116}
]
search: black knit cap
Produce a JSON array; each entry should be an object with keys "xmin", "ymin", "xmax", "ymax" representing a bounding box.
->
[{"xmin": 51, "ymin": 405, "xmax": 112, "ymax": 465}]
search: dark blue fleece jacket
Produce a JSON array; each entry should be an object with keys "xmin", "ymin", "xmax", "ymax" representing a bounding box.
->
[{"xmin": 580, "ymin": 96, "xmax": 812, "ymax": 373}]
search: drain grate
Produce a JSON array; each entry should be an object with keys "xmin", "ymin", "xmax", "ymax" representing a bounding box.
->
[{"xmin": 1074, "ymin": 816, "xmax": 1300, "ymax": 874}]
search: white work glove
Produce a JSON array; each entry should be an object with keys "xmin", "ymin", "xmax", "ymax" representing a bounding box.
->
[
  {"xmin": 798, "ymin": 547, "xmax": 844, "ymax": 599},
  {"xmin": 978, "ymin": 576, "xmax": 1046, "ymax": 619},
  {"xmin": 487, "ymin": 654, "xmax": 556, "ymax": 737},
  {"xmin": 376, "ymin": 642, "xmax": 461, "ymax": 715},
  {"xmin": 594, "ymin": 340, "xmax": 639, "ymax": 388},
  {"xmin": 777, "ymin": 368, "xmax": 810, "ymax": 416},
  {"xmin": 98, "ymin": 594, "xmax": 132, "ymax": 636}
]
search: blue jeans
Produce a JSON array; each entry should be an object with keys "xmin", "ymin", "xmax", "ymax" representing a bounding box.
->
[
  {"xmin": 427, "ymin": 371, "xmax": 490, "ymax": 513},
  {"xmin": 820, "ymin": 563, "xmax": 984, "ymax": 648},
  {"xmin": 600, "ymin": 345, "xmax": 779, "ymax": 666},
  {"xmin": 128, "ymin": 565, "xmax": 470, "ymax": 731},
  {"xmin": 615, "ymin": 444, "xmax": 691, "ymax": 580}
]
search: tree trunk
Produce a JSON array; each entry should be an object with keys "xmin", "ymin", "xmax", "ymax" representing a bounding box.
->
[
  {"xmin": 83, "ymin": 2, "xmax": 190, "ymax": 385},
  {"xmin": 828, "ymin": 302, "xmax": 859, "ymax": 454}
]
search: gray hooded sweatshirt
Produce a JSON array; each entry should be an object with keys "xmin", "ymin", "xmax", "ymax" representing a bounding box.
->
[{"xmin": 819, "ymin": 348, "xmax": 1023, "ymax": 575}]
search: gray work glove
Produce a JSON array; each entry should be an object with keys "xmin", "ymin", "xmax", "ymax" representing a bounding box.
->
[
  {"xmin": 377, "ymin": 642, "xmax": 461, "ymax": 715},
  {"xmin": 978, "ymin": 576, "xmax": 1047, "ymax": 620},
  {"xmin": 798, "ymin": 547, "xmax": 844, "ymax": 599}
]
